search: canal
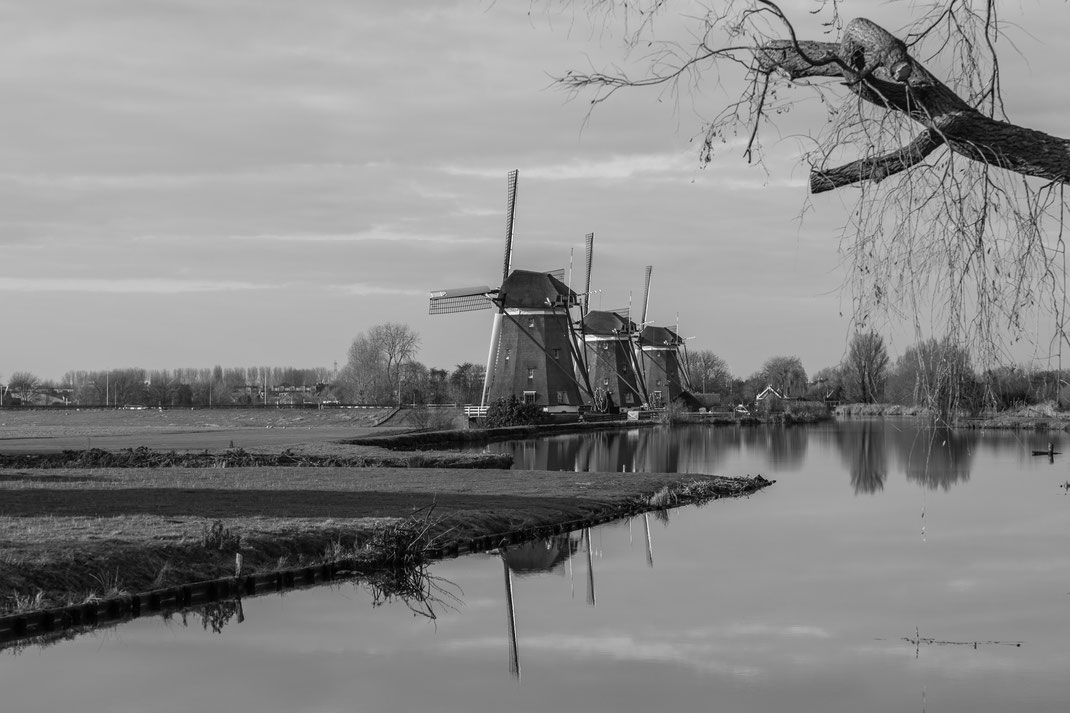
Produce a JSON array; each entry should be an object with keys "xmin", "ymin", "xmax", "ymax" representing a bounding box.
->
[{"xmin": 3, "ymin": 419, "xmax": 1068, "ymax": 712}]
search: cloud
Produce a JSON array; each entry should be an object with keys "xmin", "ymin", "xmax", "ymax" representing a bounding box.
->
[
  {"xmin": 441, "ymin": 632, "xmax": 762, "ymax": 678},
  {"xmin": 0, "ymin": 277, "xmax": 274, "ymax": 294},
  {"xmin": 440, "ymin": 151, "xmax": 805, "ymax": 189},
  {"xmin": 442, "ymin": 152, "xmax": 695, "ymax": 181},
  {"xmin": 326, "ymin": 283, "xmax": 428, "ymax": 297},
  {"xmin": 223, "ymin": 228, "xmax": 497, "ymax": 246}
]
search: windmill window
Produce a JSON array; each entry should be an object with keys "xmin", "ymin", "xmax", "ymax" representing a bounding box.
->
[
  {"xmin": 556, "ymin": 391, "xmax": 568, "ymax": 404},
  {"xmin": 552, "ymin": 348, "xmax": 560, "ymax": 359},
  {"xmin": 625, "ymin": 393, "xmax": 634, "ymax": 404},
  {"xmin": 603, "ymin": 378, "xmax": 610, "ymax": 386},
  {"xmin": 527, "ymin": 317, "xmax": 535, "ymax": 328},
  {"xmin": 527, "ymin": 368, "xmax": 535, "ymax": 383},
  {"xmin": 656, "ymin": 379, "xmax": 662, "ymax": 386},
  {"xmin": 505, "ymin": 349, "xmax": 511, "ymax": 361},
  {"xmin": 602, "ymin": 344, "xmax": 609, "ymax": 351},
  {"xmin": 523, "ymin": 391, "xmax": 537, "ymax": 405}
]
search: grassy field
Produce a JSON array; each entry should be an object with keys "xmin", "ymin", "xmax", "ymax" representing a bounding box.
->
[
  {"xmin": 0, "ymin": 406, "xmax": 399, "ymax": 452},
  {"xmin": 0, "ymin": 408, "xmax": 771, "ymax": 614}
]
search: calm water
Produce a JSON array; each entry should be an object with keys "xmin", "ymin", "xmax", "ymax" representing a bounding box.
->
[{"xmin": 4, "ymin": 419, "xmax": 1069, "ymax": 712}]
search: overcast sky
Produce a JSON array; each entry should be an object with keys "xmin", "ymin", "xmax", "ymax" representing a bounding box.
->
[{"xmin": 2, "ymin": 0, "xmax": 1067, "ymax": 382}]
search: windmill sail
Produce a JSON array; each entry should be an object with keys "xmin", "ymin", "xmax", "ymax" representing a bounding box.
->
[
  {"xmin": 582, "ymin": 232, "xmax": 594, "ymax": 317},
  {"xmin": 502, "ymin": 169, "xmax": 518, "ymax": 282},
  {"xmin": 639, "ymin": 265, "xmax": 652, "ymax": 326},
  {"xmin": 428, "ymin": 285, "xmax": 495, "ymax": 314}
]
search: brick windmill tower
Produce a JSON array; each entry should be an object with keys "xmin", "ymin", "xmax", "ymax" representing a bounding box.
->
[
  {"xmin": 635, "ymin": 266, "xmax": 698, "ymax": 409},
  {"xmin": 428, "ymin": 171, "xmax": 592, "ymax": 413},
  {"xmin": 576, "ymin": 233, "xmax": 647, "ymax": 412}
]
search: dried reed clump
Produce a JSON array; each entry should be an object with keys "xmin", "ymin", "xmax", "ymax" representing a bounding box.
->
[
  {"xmin": 363, "ymin": 505, "xmax": 447, "ymax": 567},
  {"xmin": 85, "ymin": 568, "xmax": 128, "ymax": 600},
  {"xmin": 354, "ymin": 505, "xmax": 461, "ymax": 620},
  {"xmin": 645, "ymin": 476, "xmax": 772, "ymax": 510},
  {"xmin": 646, "ymin": 486, "xmax": 676, "ymax": 509},
  {"xmin": 9, "ymin": 589, "xmax": 52, "ymax": 612},
  {"xmin": 201, "ymin": 520, "xmax": 241, "ymax": 553}
]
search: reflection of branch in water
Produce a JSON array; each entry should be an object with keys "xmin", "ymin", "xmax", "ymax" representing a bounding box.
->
[
  {"xmin": 159, "ymin": 599, "xmax": 245, "ymax": 634},
  {"xmin": 362, "ymin": 565, "xmax": 462, "ymax": 621},
  {"xmin": 904, "ymin": 428, "xmax": 976, "ymax": 491},
  {"xmin": 902, "ymin": 626, "xmax": 1023, "ymax": 658},
  {"xmin": 199, "ymin": 600, "xmax": 244, "ymax": 633}
]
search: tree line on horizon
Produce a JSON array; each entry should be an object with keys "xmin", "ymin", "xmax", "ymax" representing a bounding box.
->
[
  {"xmin": 690, "ymin": 332, "xmax": 1070, "ymax": 417},
  {"xmin": 4, "ymin": 324, "xmax": 1069, "ymax": 413},
  {"xmin": 0, "ymin": 324, "xmax": 483, "ymax": 408}
]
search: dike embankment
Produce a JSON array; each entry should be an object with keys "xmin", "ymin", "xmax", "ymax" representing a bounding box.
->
[{"xmin": 0, "ymin": 422, "xmax": 774, "ymax": 646}]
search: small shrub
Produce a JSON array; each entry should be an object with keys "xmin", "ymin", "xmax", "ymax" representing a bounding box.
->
[
  {"xmin": 658, "ymin": 401, "xmax": 688, "ymax": 424},
  {"xmin": 783, "ymin": 400, "xmax": 831, "ymax": 423},
  {"xmin": 484, "ymin": 396, "xmax": 543, "ymax": 428}
]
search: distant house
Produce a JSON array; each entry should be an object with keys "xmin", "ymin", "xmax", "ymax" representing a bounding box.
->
[
  {"xmin": 754, "ymin": 385, "xmax": 788, "ymax": 413},
  {"xmin": 755, "ymin": 385, "xmax": 784, "ymax": 402}
]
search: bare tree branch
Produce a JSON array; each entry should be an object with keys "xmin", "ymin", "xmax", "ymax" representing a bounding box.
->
[{"xmin": 810, "ymin": 128, "xmax": 945, "ymax": 193}]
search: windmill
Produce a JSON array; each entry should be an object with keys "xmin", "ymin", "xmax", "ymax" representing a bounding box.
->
[
  {"xmin": 428, "ymin": 171, "xmax": 593, "ymax": 412},
  {"xmin": 576, "ymin": 233, "xmax": 648, "ymax": 412},
  {"xmin": 635, "ymin": 266, "xmax": 699, "ymax": 410}
]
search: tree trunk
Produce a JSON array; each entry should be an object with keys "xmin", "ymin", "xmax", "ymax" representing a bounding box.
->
[{"xmin": 755, "ymin": 34, "xmax": 1070, "ymax": 192}]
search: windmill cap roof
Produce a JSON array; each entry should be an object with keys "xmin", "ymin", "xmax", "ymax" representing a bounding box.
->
[
  {"xmin": 641, "ymin": 325, "xmax": 683, "ymax": 345},
  {"xmin": 499, "ymin": 269, "xmax": 577, "ymax": 308},
  {"xmin": 581, "ymin": 309, "xmax": 634, "ymax": 335}
]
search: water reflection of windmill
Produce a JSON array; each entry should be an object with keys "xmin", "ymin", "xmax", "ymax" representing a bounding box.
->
[
  {"xmin": 496, "ymin": 531, "xmax": 591, "ymax": 679},
  {"xmin": 577, "ymin": 233, "xmax": 648, "ymax": 413},
  {"xmin": 634, "ymin": 266, "xmax": 699, "ymax": 409},
  {"xmin": 428, "ymin": 170, "xmax": 592, "ymax": 413}
]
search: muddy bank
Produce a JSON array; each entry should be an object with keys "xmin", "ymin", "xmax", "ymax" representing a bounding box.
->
[{"xmin": 343, "ymin": 420, "xmax": 651, "ymax": 450}]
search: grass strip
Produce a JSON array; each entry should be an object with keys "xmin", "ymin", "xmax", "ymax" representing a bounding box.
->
[{"xmin": 0, "ymin": 463, "xmax": 772, "ymax": 615}]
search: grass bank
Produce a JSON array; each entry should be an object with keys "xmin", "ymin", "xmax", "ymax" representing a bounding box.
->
[
  {"xmin": 0, "ymin": 459, "xmax": 772, "ymax": 616},
  {"xmin": 834, "ymin": 401, "xmax": 1070, "ymax": 430}
]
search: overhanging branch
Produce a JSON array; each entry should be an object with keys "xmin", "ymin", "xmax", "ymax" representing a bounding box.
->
[{"xmin": 810, "ymin": 129, "xmax": 945, "ymax": 193}]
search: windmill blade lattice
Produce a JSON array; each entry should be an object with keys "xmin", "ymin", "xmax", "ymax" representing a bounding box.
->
[{"xmin": 428, "ymin": 285, "xmax": 496, "ymax": 315}]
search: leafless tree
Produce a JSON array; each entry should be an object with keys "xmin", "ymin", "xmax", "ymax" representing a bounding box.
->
[
  {"xmin": 689, "ymin": 349, "xmax": 733, "ymax": 393},
  {"xmin": 554, "ymin": 0, "xmax": 1070, "ymax": 365},
  {"xmin": 760, "ymin": 354, "xmax": 807, "ymax": 396},
  {"xmin": 340, "ymin": 323, "xmax": 421, "ymax": 405},
  {"xmin": 843, "ymin": 331, "xmax": 889, "ymax": 403},
  {"xmin": 7, "ymin": 371, "xmax": 40, "ymax": 402}
]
